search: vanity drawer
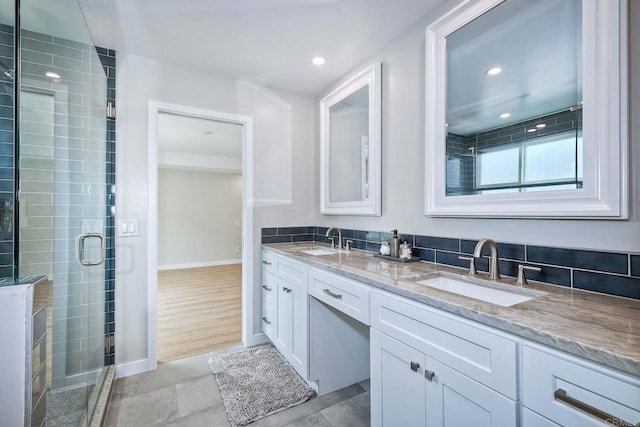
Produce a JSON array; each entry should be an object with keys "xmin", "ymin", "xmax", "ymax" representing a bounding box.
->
[
  {"xmin": 274, "ymin": 256, "xmax": 307, "ymax": 286},
  {"xmin": 262, "ymin": 251, "xmax": 275, "ymax": 274},
  {"xmin": 31, "ymin": 361, "xmax": 46, "ymax": 410},
  {"xmin": 371, "ymin": 289, "xmax": 517, "ymax": 399},
  {"xmin": 522, "ymin": 345, "xmax": 640, "ymax": 427},
  {"xmin": 32, "ymin": 305, "xmax": 46, "ymax": 345},
  {"xmin": 308, "ymin": 268, "xmax": 371, "ymax": 325},
  {"xmin": 32, "ymin": 333, "xmax": 46, "ymax": 380}
]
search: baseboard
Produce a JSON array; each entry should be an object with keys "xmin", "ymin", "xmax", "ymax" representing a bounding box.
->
[
  {"xmin": 158, "ymin": 259, "xmax": 242, "ymax": 271},
  {"xmin": 116, "ymin": 359, "xmax": 150, "ymax": 379}
]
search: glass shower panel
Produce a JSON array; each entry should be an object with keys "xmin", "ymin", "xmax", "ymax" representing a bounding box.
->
[
  {"xmin": 0, "ymin": 1, "xmax": 15, "ymax": 281},
  {"xmin": 19, "ymin": 0, "xmax": 108, "ymax": 424}
]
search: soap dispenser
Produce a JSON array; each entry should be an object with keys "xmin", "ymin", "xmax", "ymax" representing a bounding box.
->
[{"xmin": 390, "ymin": 229, "xmax": 400, "ymax": 258}]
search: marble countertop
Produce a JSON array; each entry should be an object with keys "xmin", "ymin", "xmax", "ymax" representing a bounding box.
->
[{"xmin": 263, "ymin": 242, "xmax": 640, "ymax": 379}]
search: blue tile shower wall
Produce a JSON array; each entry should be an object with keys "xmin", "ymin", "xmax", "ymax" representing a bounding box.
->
[
  {"xmin": 97, "ymin": 47, "xmax": 116, "ymax": 366},
  {"xmin": 262, "ymin": 226, "xmax": 640, "ymax": 300},
  {"xmin": 0, "ymin": 23, "xmax": 14, "ymax": 279}
]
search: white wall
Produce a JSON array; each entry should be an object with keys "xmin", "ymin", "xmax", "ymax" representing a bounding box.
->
[
  {"xmin": 158, "ymin": 169, "xmax": 242, "ymax": 268},
  {"xmin": 116, "ymin": 53, "xmax": 315, "ymax": 368},
  {"xmin": 315, "ymin": 0, "xmax": 640, "ymax": 254}
]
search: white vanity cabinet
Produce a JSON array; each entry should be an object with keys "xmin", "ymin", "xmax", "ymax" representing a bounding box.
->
[
  {"xmin": 261, "ymin": 251, "xmax": 308, "ymax": 379},
  {"xmin": 522, "ymin": 344, "xmax": 640, "ymax": 427},
  {"xmin": 370, "ymin": 289, "xmax": 518, "ymax": 427}
]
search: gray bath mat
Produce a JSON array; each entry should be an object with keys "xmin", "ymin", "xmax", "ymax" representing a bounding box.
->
[{"xmin": 208, "ymin": 344, "xmax": 315, "ymax": 427}]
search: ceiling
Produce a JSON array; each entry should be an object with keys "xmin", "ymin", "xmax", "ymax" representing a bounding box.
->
[
  {"xmin": 158, "ymin": 113, "xmax": 242, "ymax": 159},
  {"xmin": 77, "ymin": 0, "xmax": 443, "ymax": 95},
  {"xmin": 446, "ymin": 0, "xmax": 582, "ymax": 135}
]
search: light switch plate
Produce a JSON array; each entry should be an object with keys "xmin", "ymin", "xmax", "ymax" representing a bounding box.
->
[{"xmin": 118, "ymin": 219, "xmax": 139, "ymax": 237}]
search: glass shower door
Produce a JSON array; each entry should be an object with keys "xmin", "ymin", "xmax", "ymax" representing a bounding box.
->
[{"xmin": 19, "ymin": 0, "xmax": 109, "ymax": 424}]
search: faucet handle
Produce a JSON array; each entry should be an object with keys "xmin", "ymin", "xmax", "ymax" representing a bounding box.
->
[
  {"xmin": 345, "ymin": 240, "xmax": 353, "ymax": 251},
  {"xmin": 328, "ymin": 237, "xmax": 335, "ymax": 248},
  {"xmin": 516, "ymin": 265, "xmax": 542, "ymax": 286},
  {"xmin": 458, "ymin": 256, "xmax": 477, "ymax": 276}
]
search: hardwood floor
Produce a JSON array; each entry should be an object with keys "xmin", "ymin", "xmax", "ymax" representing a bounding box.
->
[{"xmin": 157, "ymin": 264, "xmax": 242, "ymax": 363}]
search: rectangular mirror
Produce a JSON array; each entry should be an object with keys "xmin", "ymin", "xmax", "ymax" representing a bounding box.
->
[
  {"xmin": 320, "ymin": 63, "xmax": 381, "ymax": 215},
  {"xmin": 425, "ymin": 0, "xmax": 628, "ymax": 218}
]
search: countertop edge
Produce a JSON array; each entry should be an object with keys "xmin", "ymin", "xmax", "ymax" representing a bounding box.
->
[{"xmin": 262, "ymin": 244, "xmax": 640, "ymax": 379}]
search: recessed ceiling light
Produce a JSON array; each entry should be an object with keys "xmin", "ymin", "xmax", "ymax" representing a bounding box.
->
[
  {"xmin": 527, "ymin": 128, "xmax": 537, "ymax": 133},
  {"xmin": 536, "ymin": 123, "xmax": 546, "ymax": 129},
  {"xmin": 312, "ymin": 57, "xmax": 326, "ymax": 66},
  {"xmin": 203, "ymin": 131, "xmax": 213, "ymax": 135},
  {"xmin": 45, "ymin": 71, "xmax": 60, "ymax": 79},
  {"xmin": 485, "ymin": 67, "xmax": 502, "ymax": 76},
  {"xmin": 499, "ymin": 113, "xmax": 510, "ymax": 119}
]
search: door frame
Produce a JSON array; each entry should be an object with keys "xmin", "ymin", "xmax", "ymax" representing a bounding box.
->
[{"xmin": 147, "ymin": 100, "xmax": 255, "ymax": 370}]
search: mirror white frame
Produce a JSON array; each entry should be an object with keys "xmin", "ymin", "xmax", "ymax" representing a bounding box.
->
[
  {"xmin": 320, "ymin": 62, "xmax": 382, "ymax": 216},
  {"xmin": 425, "ymin": 0, "xmax": 628, "ymax": 218}
]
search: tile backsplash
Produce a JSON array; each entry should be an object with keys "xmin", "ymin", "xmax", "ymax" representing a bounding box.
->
[{"xmin": 261, "ymin": 226, "xmax": 640, "ymax": 301}]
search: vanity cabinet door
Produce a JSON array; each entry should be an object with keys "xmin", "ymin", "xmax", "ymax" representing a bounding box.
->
[
  {"xmin": 426, "ymin": 359, "xmax": 517, "ymax": 427},
  {"xmin": 371, "ymin": 329, "xmax": 427, "ymax": 427},
  {"xmin": 274, "ymin": 277, "xmax": 293, "ymax": 355},
  {"xmin": 273, "ymin": 274, "xmax": 308, "ymax": 379}
]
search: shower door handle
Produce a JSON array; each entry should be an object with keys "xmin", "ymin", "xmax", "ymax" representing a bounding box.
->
[{"xmin": 77, "ymin": 233, "xmax": 106, "ymax": 266}]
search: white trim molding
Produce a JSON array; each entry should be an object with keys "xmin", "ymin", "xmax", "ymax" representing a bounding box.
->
[
  {"xmin": 148, "ymin": 101, "xmax": 254, "ymax": 372},
  {"xmin": 425, "ymin": 0, "xmax": 628, "ymax": 219}
]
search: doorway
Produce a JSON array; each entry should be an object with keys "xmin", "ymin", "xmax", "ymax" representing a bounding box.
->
[
  {"xmin": 157, "ymin": 113, "xmax": 243, "ymax": 362},
  {"xmin": 147, "ymin": 102, "xmax": 254, "ymax": 370}
]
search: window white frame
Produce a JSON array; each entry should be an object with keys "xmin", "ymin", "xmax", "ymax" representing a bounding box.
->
[{"xmin": 425, "ymin": 0, "xmax": 628, "ymax": 218}]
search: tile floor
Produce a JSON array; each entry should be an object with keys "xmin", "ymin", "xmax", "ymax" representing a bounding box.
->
[{"xmin": 104, "ymin": 351, "xmax": 370, "ymax": 426}]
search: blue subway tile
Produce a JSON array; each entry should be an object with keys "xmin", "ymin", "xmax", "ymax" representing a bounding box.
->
[
  {"xmin": 292, "ymin": 234, "xmax": 313, "ymax": 242},
  {"xmin": 415, "ymin": 235, "xmax": 459, "ymax": 252},
  {"xmin": 262, "ymin": 235, "xmax": 291, "ymax": 244},
  {"xmin": 415, "ymin": 248, "xmax": 434, "ymax": 262},
  {"xmin": 573, "ymin": 271, "xmax": 640, "ymax": 300},
  {"xmin": 350, "ymin": 239, "xmax": 366, "ymax": 250},
  {"xmin": 436, "ymin": 251, "xmax": 474, "ymax": 269},
  {"xmin": 631, "ymin": 255, "xmax": 640, "ymax": 277},
  {"xmin": 526, "ymin": 265, "xmax": 572, "ymax": 287},
  {"xmin": 527, "ymin": 246, "xmax": 627, "ymax": 274},
  {"xmin": 460, "ymin": 239, "xmax": 525, "ymax": 261},
  {"xmin": 261, "ymin": 227, "xmax": 277, "ymax": 236},
  {"xmin": 366, "ymin": 241, "xmax": 381, "ymax": 253},
  {"xmin": 354, "ymin": 230, "xmax": 368, "ymax": 240}
]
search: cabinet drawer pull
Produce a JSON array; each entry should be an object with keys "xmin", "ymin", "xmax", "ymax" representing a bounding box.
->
[
  {"xmin": 261, "ymin": 285, "xmax": 272, "ymax": 291},
  {"xmin": 261, "ymin": 316, "xmax": 271, "ymax": 325},
  {"xmin": 554, "ymin": 389, "xmax": 637, "ymax": 426},
  {"xmin": 283, "ymin": 287, "xmax": 292, "ymax": 293},
  {"xmin": 410, "ymin": 361, "xmax": 420, "ymax": 372},
  {"xmin": 262, "ymin": 260, "xmax": 272, "ymax": 265},
  {"xmin": 425, "ymin": 370, "xmax": 435, "ymax": 381},
  {"xmin": 323, "ymin": 289, "xmax": 343, "ymax": 299}
]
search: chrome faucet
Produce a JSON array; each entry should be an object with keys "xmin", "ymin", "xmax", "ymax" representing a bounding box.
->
[
  {"xmin": 473, "ymin": 238, "xmax": 501, "ymax": 280},
  {"xmin": 325, "ymin": 227, "xmax": 342, "ymax": 249}
]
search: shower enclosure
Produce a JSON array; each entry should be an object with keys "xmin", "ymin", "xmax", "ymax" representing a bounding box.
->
[{"xmin": 0, "ymin": 0, "xmax": 115, "ymax": 425}]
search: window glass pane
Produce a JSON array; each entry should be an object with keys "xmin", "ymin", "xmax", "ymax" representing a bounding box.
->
[
  {"xmin": 524, "ymin": 134, "xmax": 582, "ymax": 183},
  {"xmin": 477, "ymin": 147, "xmax": 519, "ymax": 186}
]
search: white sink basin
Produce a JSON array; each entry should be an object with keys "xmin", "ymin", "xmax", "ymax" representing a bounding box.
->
[
  {"xmin": 417, "ymin": 276, "xmax": 535, "ymax": 307},
  {"xmin": 300, "ymin": 248, "xmax": 339, "ymax": 256}
]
